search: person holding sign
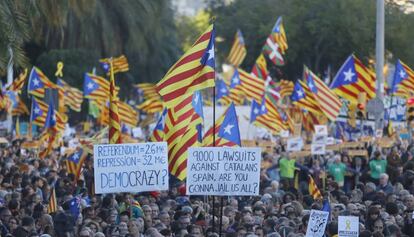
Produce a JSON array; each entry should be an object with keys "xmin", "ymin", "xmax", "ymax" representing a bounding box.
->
[
  {"xmin": 369, "ymin": 151, "xmax": 387, "ymax": 185},
  {"xmin": 279, "ymin": 153, "xmax": 309, "ymax": 190},
  {"xmin": 327, "ymin": 155, "xmax": 357, "ymax": 189}
]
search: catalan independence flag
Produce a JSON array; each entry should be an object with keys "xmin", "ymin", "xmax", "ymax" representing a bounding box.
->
[
  {"xmin": 308, "ymin": 175, "xmax": 322, "ymax": 200},
  {"xmin": 271, "ymin": 16, "xmax": 288, "ymax": 54},
  {"xmin": 136, "ymin": 98, "xmax": 163, "ymax": 114},
  {"xmin": 28, "ymin": 67, "xmax": 57, "ymax": 98},
  {"xmin": 150, "ymin": 109, "xmax": 167, "ymax": 142},
  {"xmin": 291, "ymin": 80, "xmax": 321, "ymax": 115},
  {"xmin": 100, "ymin": 55, "xmax": 129, "ymax": 74},
  {"xmin": 109, "ymin": 61, "xmax": 122, "ymax": 144},
  {"xmin": 227, "ymin": 29, "xmax": 247, "ymax": 67},
  {"xmin": 30, "ymin": 98, "xmax": 67, "ymax": 132},
  {"xmin": 156, "ymin": 25, "xmax": 215, "ymax": 108},
  {"xmin": 118, "ymin": 101, "xmax": 138, "ymax": 127},
  {"xmin": 7, "ymin": 69, "xmax": 27, "ymax": 93},
  {"xmin": 250, "ymin": 96, "xmax": 285, "ymax": 134},
  {"xmin": 163, "ymin": 92, "xmax": 203, "ymax": 180},
  {"xmin": 391, "ymin": 60, "xmax": 414, "ymax": 98},
  {"xmin": 279, "ymin": 80, "xmax": 294, "ymax": 98},
  {"xmin": 304, "ymin": 67, "xmax": 341, "ymax": 121},
  {"xmin": 47, "ymin": 188, "xmax": 58, "ymax": 213},
  {"xmin": 330, "ymin": 54, "xmax": 376, "ymax": 103},
  {"xmin": 135, "ymin": 83, "xmax": 160, "ymax": 100},
  {"xmin": 234, "ymin": 68, "xmax": 265, "ymax": 102},
  {"xmin": 83, "ymin": 73, "xmax": 110, "ymax": 100},
  {"xmin": 203, "ymin": 103, "xmax": 241, "ymax": 147},
  {"xmin": 39, "ymin": 101, "xmax": 59, "ymax": 159},
  {"xmin": 57, "ymin": 79, "xmax": 83, "ymax": 112},
  {"xmin": 67, "ymin": 148, "xmax": 87, "ymax": 181}
]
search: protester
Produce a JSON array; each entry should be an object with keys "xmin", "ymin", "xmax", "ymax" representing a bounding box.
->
[{"xmin": 0, "ymin": 126, "xmax": 413, "ymax": 237}]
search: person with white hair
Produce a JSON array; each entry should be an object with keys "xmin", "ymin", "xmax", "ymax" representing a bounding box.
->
[
  {"xmin": 377, "ymin": 173, "xmax": 394, "ymax": 195},
  {"xmin": 327, "ymin": 154, "xmax": 356, "ymax": 189}
]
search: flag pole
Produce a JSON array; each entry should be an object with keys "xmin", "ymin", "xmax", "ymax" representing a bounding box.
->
[{"xmin": 212, "ymin": 85, "xmax": 216, "ymax": 233}]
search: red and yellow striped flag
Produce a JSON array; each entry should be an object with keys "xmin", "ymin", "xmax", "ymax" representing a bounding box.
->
[
  {"xmin": 7, "ymin": 69, "xmax": 28, "ymax": 93},
  {"xmin": 227, "ymin": 29, "xmax": 247, "ymax": 67},
  {"xmin": 156, "ymin": 25, "xmax": 215, "ymax": 108},
  {"xmin": 47, "ymin": 188, "xmax": 58, "ymax": 213},
  {"xmin": 108, "ymin": 61, "xmax": 122, "ymax": 144},
  {"xmin": 309, "ymin": 175, "xmax": 323, "ymax": 200},
  {"xmin": 100, "ymin": 55, "xmax": 129, "ymax": 74}
]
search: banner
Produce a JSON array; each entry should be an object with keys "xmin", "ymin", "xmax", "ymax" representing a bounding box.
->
[
  {"xmin": 287, "ymin": 137, "xmax": 303, "ymax": 152},
  {"xmin": 94, "ymin": 142, "xmax": 168, "ymax": 194},
  {"xmin": 186, "ymin": 147, "xmax": 261, "ymax": 196},
  {"xmin": 305, "ymin": 210, "xmax": 329, "ymax": 237},
  {"xmin": 338, "ymin": 216, "xmax": 359, "ymax": 237}
]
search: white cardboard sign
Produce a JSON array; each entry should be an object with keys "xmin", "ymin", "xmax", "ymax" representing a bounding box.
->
[
  {"xmin": 338, "ymin": 216, "xmax": 359, "ymax": 237},
  {"xmin": 186, "ymin": 147, "xmax": 261, "ymax": 196},
  {"xmin": 305, "ymin": 210, "xmax": 329, "ymax": 237},
  {"xmin": 311, "ymin": 143, "xmax": 326, "ymax": 155},
  {"xmin": 312, "ymin": 134, "xmax": 327, "ymax": 144},
  {"xmin": 280, "ymin": 130, "xmax": 290, "ymax": 138},
  {"xmin": 314, "ymin": 125, "xmax": 328, "ymax": 136},
  {"xmin": 287, "ymin": 137, "xmax": 303, "ymax": 152},
  {"xmin": 94, "ymin": 142, "xmax": 168, "ymax": 194}
]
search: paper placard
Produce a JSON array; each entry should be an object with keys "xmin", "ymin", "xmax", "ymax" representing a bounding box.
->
[
  {"xmin": 326, "ymin": 137, "xmax": 335, "ymax": 145},
  {"xmin": 314, "ymin": 125, "xmax": 328, "ymax": 136},
  {"xmin": 305, "ymin": 210, "xmax": 330, "ymax": 237},
  {"xmin": 132, "ymin": 127, "xmax": 143, "ymax": 138},
  {"xmin": 313, "ymin": 134, "xmax": 327, "ymax": 144},
  {"xmin": 287, "ymin": 137, "xmax": 303, "ymax": 152},
  {"xmin": 375, "ymin": 129, "xmax": 383, "ymax": 138},
  {"xmin": 338, "ymin": 216, "xmax": 359, "ymax": 237},
  {"xmin": 280, "ymin": 130, "xmax": 290, "ymax": 138},
  {"xmin": 94, "ymin": 142, "xmax": 169, "ymax": 194},
  {"xmin": 186, "ymin": 147, "xmax": 261, "ymax": 196},
  {"xmin": 311, "ymin": 143, "xmax": 326, "ymax": 155},
  {"xmin": 347, "ymin": 150, "xmax": 368, "ymax": 157}
]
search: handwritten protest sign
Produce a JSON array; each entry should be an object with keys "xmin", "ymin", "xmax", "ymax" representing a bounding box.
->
[
  {"xmin": 287, "ymin": 137, "xmax": 303, "ymax": 152},
  {"xmin": 305, "ymin": 210, "xmax": 329, "ymax": 237},
  {"xmin": 313, "ymin": 134, "xmax": 327, "ymax": 144},
  {"xmin": 338, "ymin": 216, "xmax": 359, "ymax": 237},
  {"xmin": 94, "ymin": 142, "xmax": 168, "ymax": 194},
  {"xmin": 326, "ymin": 137, "xmax": 335, "ymax": 145},
  {"xmin": 314, "ymin": 125, "xmax": 328, "ymax": 136},
  {"xmin": 375, "ymin": 129, "xmax": 383, "ymax": 138},
  {"xmin": 311, "ymin": 143, "xmax": 326, "ymax": 155},
  {"xmin": 280, "ymin": 130, "xmax": 289, "ymax": 138},
  {"xmin": 186, "ymin": 147, "xmax": 261, "ymax": 196}
]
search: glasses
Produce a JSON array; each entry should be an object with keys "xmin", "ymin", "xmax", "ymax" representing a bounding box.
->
[{"xmin": 374, "ymin": 225, "xmax": 383, "ymax": 230}]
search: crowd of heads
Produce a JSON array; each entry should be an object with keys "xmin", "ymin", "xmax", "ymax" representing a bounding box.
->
[{"xmin": 0, "ymin": 134, "xmax": 414, "ymax": 236}]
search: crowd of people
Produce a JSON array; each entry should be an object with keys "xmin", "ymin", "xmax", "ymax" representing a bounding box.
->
[{"xmin": 0, "ymin": 131, "xmax": 414, "ymax": 237}]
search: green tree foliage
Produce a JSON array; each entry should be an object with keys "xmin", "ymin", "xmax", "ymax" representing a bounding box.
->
[
  {"xmin": 210, "ymin": 0, "xmax": 414, "ymax": 80},
  {"xmin": 0, "ymin": 0, "xmax": 31, "ymax": 74},
  {"xmin": 0, "ymin": 0, "xmax": 181, "ymax": 86}
]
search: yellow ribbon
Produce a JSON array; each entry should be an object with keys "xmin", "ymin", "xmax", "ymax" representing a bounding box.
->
[
  {"xmin": 345, "ymin": 220, "xmax": 351, "ymax": 230},
  {"xmin": 55, "ymin": 61, "xmax": 64, "ymax": 78}
]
